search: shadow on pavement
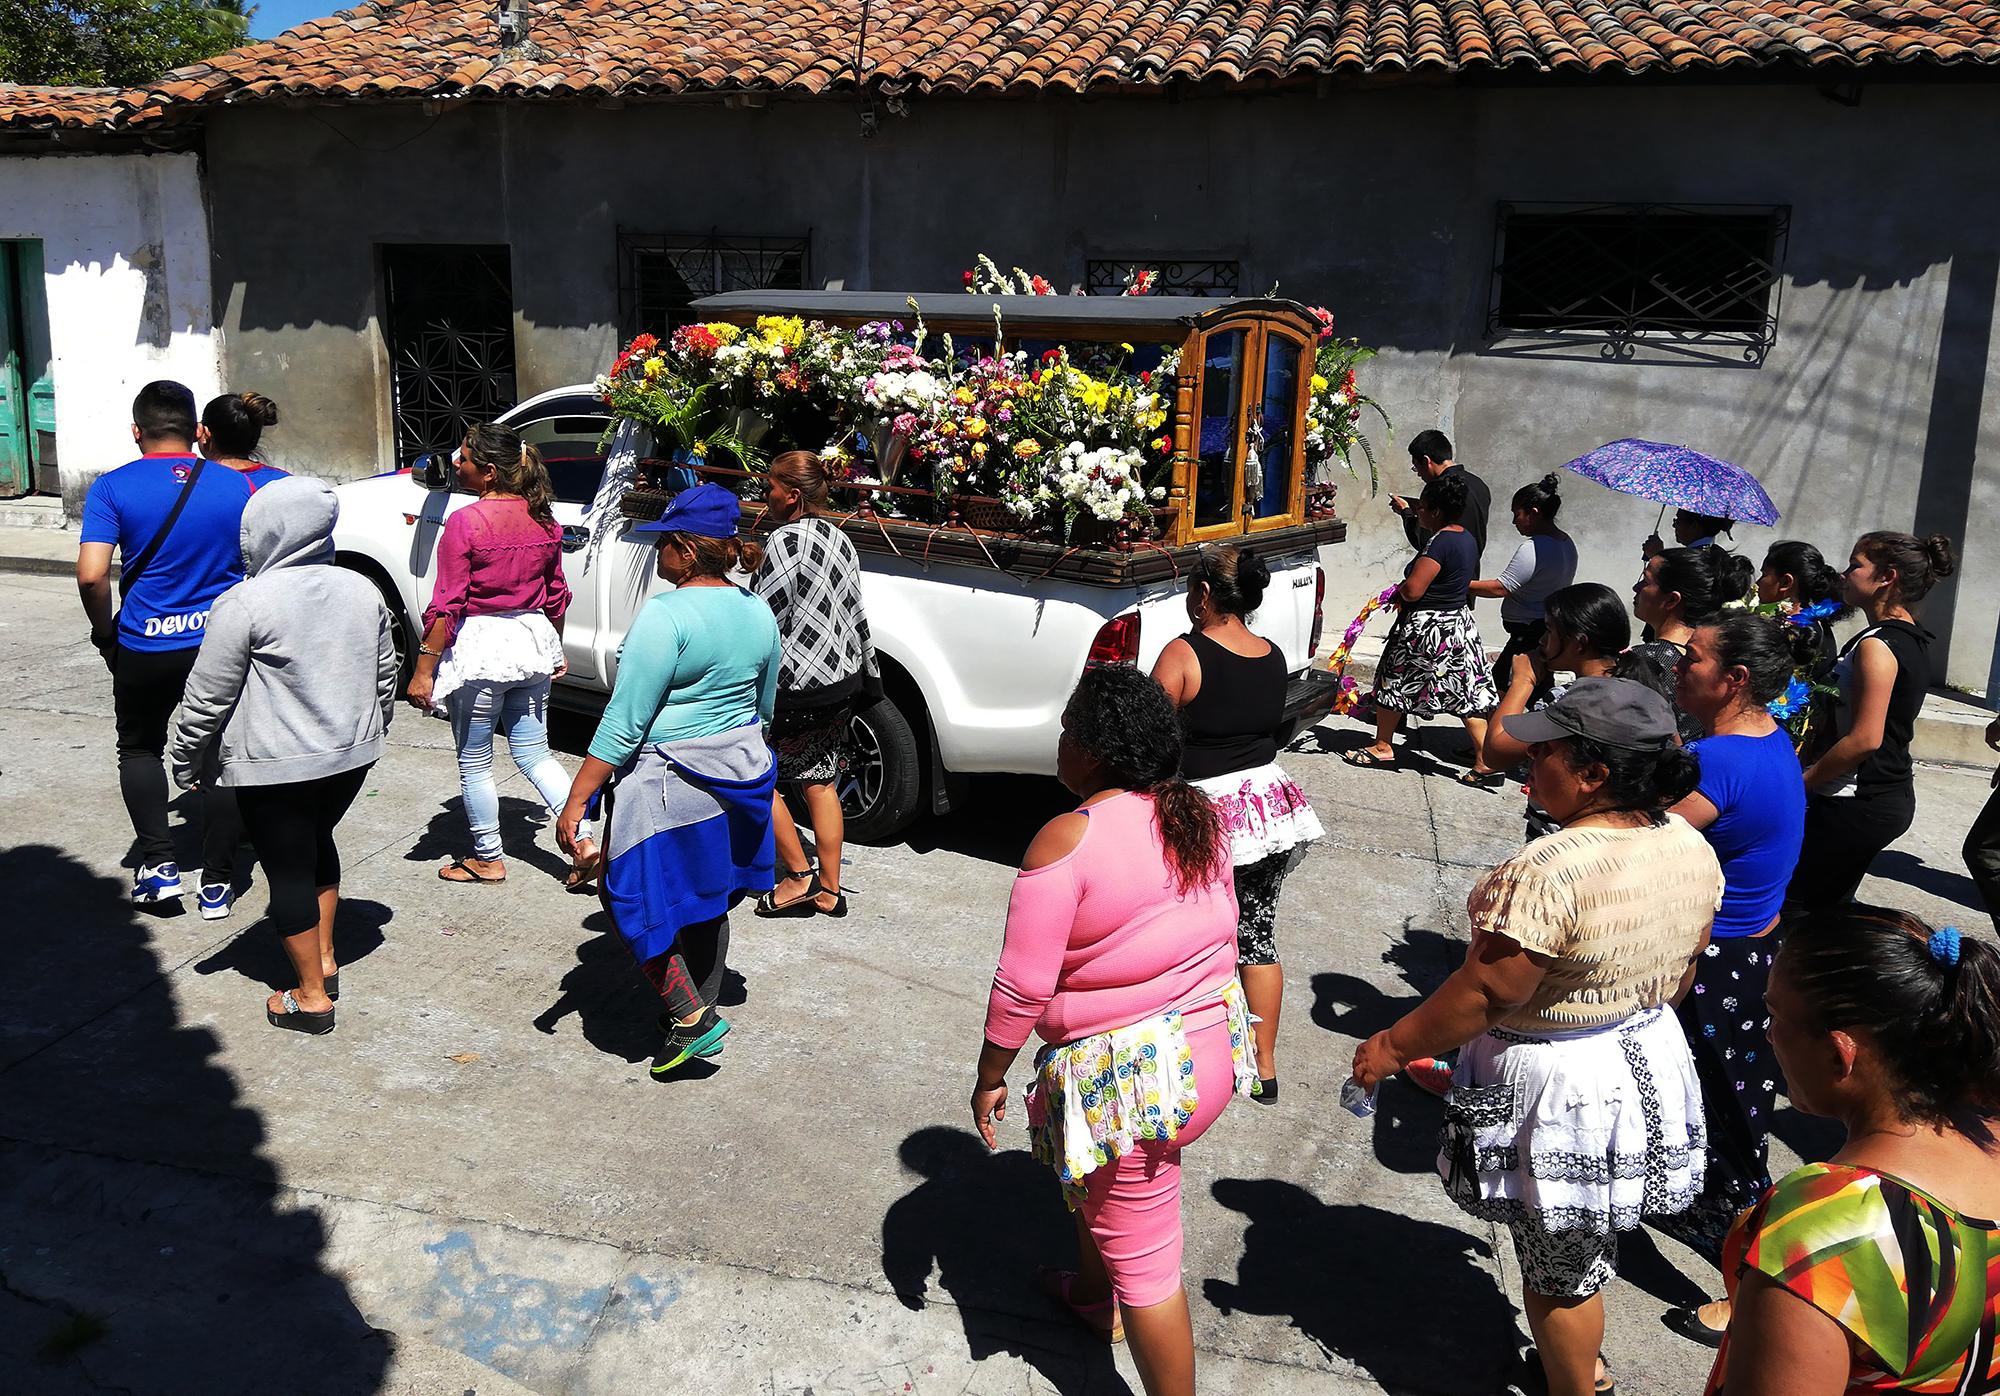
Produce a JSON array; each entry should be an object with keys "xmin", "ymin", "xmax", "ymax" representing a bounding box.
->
[
  {"xmin": 1205, "ymin": 1177, "xmax": 1514, "ymax": 1394},
  {"xmin": 0, "ymin": 845, "xmax": 388, "ymax": 1393},
  {"xmin": 881, "ymin": 1126, "xmax": 1128, "ymax": 1394},
  {"xmin": 532, "ymin": 913, "xmax": 669, "ymax": 1063},
  {"xmin": 1872, "ymin": 849, "xmax": 1987, "ymax": 917},
  {"xmin": 404, "ymin": 795, "xmax": 569, "ymax": 882},
  {"xmin": 192, "ymin": 897, "xmax": 390, "ymax": 992},
  {"xmin": 905, "ymin": 775, "xmax": 1071, "ymax": 866}
]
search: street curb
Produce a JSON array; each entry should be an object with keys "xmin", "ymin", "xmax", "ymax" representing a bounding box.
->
[{"xmin": 0, "ymin": 554, "xmax": 102, "ymax": 579}]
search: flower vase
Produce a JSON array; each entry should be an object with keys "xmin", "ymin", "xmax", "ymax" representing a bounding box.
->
[
  {"xmin": 733, "ymin": 408, "xmax": 776, "ymax": 451},
  {"xmin": 867, "ymin": 420, "xmax": 911, "ymax": 485}
]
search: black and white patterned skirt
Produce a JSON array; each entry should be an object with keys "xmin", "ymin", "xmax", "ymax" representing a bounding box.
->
[
  {"xmin": 1373, "ymin": 607, "xmax": 1500, "ymax": 719},
  {"xmin": 768, "ymin": 699, "xmax": 856, "ymax": 785}
]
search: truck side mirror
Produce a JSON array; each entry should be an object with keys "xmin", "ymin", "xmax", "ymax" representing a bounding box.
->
[{"xmin": 413, "ymin": 452, "xmax": 450, "ymax": 490}]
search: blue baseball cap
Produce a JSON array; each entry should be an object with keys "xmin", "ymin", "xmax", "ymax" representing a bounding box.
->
[{"xmin": 632, "ymin": 482, "xmax": 742, "ymax": 539}]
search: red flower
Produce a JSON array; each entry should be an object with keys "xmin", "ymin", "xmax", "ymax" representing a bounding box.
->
[
  {"xmin": 1041, "ymin": 349, "xmax": 1062, "ymax": 363},
  {"xmin": 1030, "ymin": 275, "xmax": 1053, "ymax": 296},
  {"xmin": 1139, "ymin": 370, "xmax": 1152, "ymax": 385},
  {"xmin": 629, "ymin": 332, "xmax": 659, "ymax": 356},
  {"xmin": 963, "ymin": 269, "xmax": 975, "ymax": 286}
]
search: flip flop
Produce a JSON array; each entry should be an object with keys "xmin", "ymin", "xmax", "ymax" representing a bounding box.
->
[
  {"xmin": 1342, "ymin": 749, "xmax": 1399, "ymax": 770},
  {"xmin": 1456, "ymin": 768, "xmax": 1507, "ymax": 789},
  {"xmin": 267, "ymin": 990, "xmax": 336, "ymax": 1035},
  {"xmin": 439, "ymin": 859, "xmax": 506, "ymax": 884},
  {"xmin": 324, "ymin": 972, "xmax": 339, "ymax": 1002},
  {"xmin": 565, "ymin": 839, "xmax": 602, "ymax": 893},
  {"xmin": 1037, "ymin": 1267, "xmax": 1123, "ymax": 1344}
]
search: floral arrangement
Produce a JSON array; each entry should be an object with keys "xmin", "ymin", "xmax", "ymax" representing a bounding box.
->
[
  {"xmin": 961, "ymin": 253, "xmax": 1155, "ymax": 297},
  {"xmin": 1326, "ymin": 583, "xmax": 1403, "ymax": 714},
  {"xmin": 1303, "ymin": 309, "xmax": 1391, "ymax": 493}
]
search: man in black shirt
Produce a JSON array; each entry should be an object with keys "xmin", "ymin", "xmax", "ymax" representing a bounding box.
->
[{"xmin": 1389, "ymin": 429, "xmax": 1491, "ymax": 561}]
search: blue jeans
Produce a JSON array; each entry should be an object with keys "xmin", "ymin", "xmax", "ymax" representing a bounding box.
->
[{"xmin": 449, "ymin": 678, "xmax": 571, "ymax": 860}]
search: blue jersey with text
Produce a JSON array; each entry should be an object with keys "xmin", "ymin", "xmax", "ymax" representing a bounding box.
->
[{"xmin": 80, "ymin": 454, "xmax": 289, "ymax": 652}]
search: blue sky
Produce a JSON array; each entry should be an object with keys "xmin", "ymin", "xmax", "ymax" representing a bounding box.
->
[{"xmin": 249, "ymin": 0, "xmax": 347, "ymax": 39}]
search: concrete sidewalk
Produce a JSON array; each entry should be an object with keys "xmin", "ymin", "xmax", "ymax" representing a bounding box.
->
[{"xmin": 1, "ymin": 551, "xmax": 1996, "ymax": 1396}]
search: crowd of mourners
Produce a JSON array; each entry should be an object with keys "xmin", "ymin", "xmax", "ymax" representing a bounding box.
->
[{"xmin": 74, "ymin": 385, "xmax": 2000, "ymax": 1396}]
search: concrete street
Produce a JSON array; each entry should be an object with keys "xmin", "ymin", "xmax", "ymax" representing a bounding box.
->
[{"xmin": 2, "ymin": 563, "xmax": 1993, "ymax": 1396}]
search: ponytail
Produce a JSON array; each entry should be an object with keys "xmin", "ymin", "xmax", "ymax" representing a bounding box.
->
[{"xmin": 465, "ymin": 423, "xmax": 558, "ymax": 529}]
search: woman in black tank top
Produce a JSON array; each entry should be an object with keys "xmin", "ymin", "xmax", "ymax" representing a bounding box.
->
[
  {"xmin": 1152, "ymin": 545, "xmax": 1323, "ymax": 1104},
  {"xmin": 1787, "ymin": 530, "xmax": 1955, "ymax": 915}
]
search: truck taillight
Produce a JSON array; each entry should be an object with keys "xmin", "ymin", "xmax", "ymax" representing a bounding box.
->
[
  {"xmin": 1308, "ymin": 567, "xmax": 1327, "ymax": 657},
  {"xmin": 1087, "ymin": 612, "xmax": 1141, "ymax": 667}
]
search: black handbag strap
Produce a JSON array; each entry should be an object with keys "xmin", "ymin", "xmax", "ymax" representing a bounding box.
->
[{"xmin": 119, "ymin": 457, "xmax": 207, "ymax": 599}]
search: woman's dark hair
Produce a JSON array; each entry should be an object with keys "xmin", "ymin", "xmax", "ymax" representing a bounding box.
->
[
  {"xmin": 1654, "ymin": 544, "xmax": 1755, "ymax": 625},
  {"xmin": 768, "ymin": 450, "xmax": 832, "ymax": 511},
  {"xmin": 1679, "ymin": 509, "xmax": 1734, "ymax": 539},
  {"xmin": 1762, "ymin": 540, "xmax": 1844, "ymax": 610},
  {"xmin": 1511, "ymin": 472, "xmax": 1562, "ymax": 523},
  {"xmin": 1856, "ymin": 530, "xmax": 1958, "ymax": 606},
  {"xmin": 1407, "ymin": 429, "xmax": 1453, "ymax": 465},
  {"xmin": 1419, "ymin": 470, "xmax": 1469, "ymax": 522},
  {"xmin": 1192, "ymin": 543, "xmax": 1270, "ymax": 618},
  {"xmin": 1543, "ymin": 583, "xmax": 1630, "ymax": 660},
  {"xmin": 464, "ymin": 422, "xmax": 557, "ymax": 529},
  {"xmin": 202, "ymin": 392, "xmax": 278, "ymax": 458},
  {"xmin": 1555, "ymin": 734, "xmax": 1701, "ymax": 813},
  {"xmin": 1697, "ymin": 613, "xmax": 1819, "ymax": 706},
  {"xmin": 1780, "ymin": 904, "xmax": 2000, "ymax": 1143},
  {"xmin": 659, "ymin": 530, "xmax": 765, "ymax": 579},
  {"xmin": 132, "ymin": 380, "xmax": 196, "ymax": 443},
  {"xmin": 1062, "ymin": 665, "xmax": 1225, "ymax": 895}
]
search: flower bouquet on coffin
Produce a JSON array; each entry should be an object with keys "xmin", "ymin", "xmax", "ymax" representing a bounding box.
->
[{"xmin": 1324, "ymin": 583, "xmax": 1403, "ymax": 716}]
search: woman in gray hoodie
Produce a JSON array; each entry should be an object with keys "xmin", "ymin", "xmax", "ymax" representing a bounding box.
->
[{"xmin": 172, "ymin": 476, "xmax": 399, "ymax": 1034}]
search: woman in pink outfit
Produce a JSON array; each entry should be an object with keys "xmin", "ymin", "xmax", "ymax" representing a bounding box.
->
[
  {"xmin": 405, "ymin": 424, "xmax": 577, "ymax": 885},
  {"xmin": 973, "ymin": 664, "xmax": 1254, "ymax": 1396}
]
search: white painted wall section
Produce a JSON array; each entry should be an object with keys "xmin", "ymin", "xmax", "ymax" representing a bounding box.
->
[{"xmin": 0, "ymin": 150, "xmax": 221, "ymax": 513}]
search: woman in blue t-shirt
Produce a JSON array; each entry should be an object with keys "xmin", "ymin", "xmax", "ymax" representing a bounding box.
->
[
  {"xmin": 1345, "ymin": 472, "xmax": 1501, "ymax": 781},
  {"xmin": 1657, "ymin": 612, "xmax": 1812, "ymax": 1346}
]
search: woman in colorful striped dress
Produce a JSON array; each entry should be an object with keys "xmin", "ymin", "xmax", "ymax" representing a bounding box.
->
[{"xmin": 1707, "ymin": 904, "xmax": 2000, "ymax": 1395}]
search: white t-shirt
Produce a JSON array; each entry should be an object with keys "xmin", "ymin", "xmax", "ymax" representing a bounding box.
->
[{"xmin": 1498, "ymin": 533, "xmax": 1580, "ymax": 624}]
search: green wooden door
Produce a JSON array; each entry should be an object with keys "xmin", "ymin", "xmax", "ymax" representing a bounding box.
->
[
  {"xmin": 16, "ymin": 243, "xmax": 54, "ymax": 493},
  {"xmin": 0, "ymin": 242, "xmax": 28, "ymax": 495}
]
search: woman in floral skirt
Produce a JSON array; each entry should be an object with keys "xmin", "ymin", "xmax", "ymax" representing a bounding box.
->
[{"xmin": 1345, "ymin": 472, "xmax": 1503, "ymax": 783}]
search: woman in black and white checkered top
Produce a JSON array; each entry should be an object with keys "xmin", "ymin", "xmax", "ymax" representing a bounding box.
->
[{"xmin": 751, "ymin": 451, "xmax": 880, "ymax": 919}]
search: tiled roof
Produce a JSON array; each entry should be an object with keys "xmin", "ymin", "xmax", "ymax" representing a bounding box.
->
[
  {"xmin": 0, "ymin": 84, "xmax": 125, "ymax": 130},
  {"xmin": 15, "ymin": 0, "xmax": 2000, "ymax": 130}
]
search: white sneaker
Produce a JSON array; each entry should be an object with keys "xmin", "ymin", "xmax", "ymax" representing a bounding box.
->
[
  {"xmin": 197, "ymin": 882, "xmax": 232, "ymax": 920},
  {"xmin": 132, "ymin": 862, "xmax": 185, "ymax": 903}
]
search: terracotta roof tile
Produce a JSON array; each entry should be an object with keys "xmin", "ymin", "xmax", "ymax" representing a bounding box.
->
[{"xmin": 1, "ymin": 0, "xmax": 1997, "ymax": 132}]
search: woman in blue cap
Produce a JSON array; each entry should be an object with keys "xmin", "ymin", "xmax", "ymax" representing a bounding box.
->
[{"xmin": 555, "ymin": 483, "xmax": 782, "ymax": 1073}]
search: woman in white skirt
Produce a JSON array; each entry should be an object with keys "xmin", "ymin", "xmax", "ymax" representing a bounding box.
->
[
  {"xmin": 405, "ymin": 424, "xmax": 579, "ymax": 885},
  {"xmin": 1345, "ymin": 471, "xmax": 1504, "ymax": 783},
  {"xmin": 1153, "ymin": 543, "xmax": 1323, "ymax": 1102},
  {"xmin": 1353, "ymin": 678, "xmax": 1722, "ymax": 1396}
]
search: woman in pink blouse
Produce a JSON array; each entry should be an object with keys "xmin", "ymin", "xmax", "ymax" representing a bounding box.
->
[
  {"xmin": 405, "ymin": 424, "xmax": 576, "ymax": 884},
  {"xmin": 974, "ymin": 664, "xmax": 1250, "ymax": 1396}
]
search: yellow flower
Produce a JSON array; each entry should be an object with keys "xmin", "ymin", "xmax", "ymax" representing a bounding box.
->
[
  {"xmin": 966, "ymin": 417, "xmax": 988, "ymax": 439},
  {"xmin": 971, "ymin": 441, "xmax": 988, "ymax": 460},
  {"xmin": 1311, "ymin": 374, "xmax": 1330, "ymax": 394},
  {"xmin": 642, "ymin": 356, "xmax": 665, "ymax": 378},
  {"xmin": 708, "ymin": 323, "xmax": 743, "ymax": 345},
  {"xmin": 1119, "ymin": 342, "xmax": 1134, "ymax": 354},
  {"xmin": 753, "ymin": 315, "xmax": 804, "ymax": 349},
  {"xmin": 1014, "ymin": 440, "xmax": 1043, "ymax": 459}
]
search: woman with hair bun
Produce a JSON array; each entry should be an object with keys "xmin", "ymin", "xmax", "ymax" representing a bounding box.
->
[
  {"xmin": 1703, "ymin": 904, "xmax": 2000, "ymax": 1396},
  {"xmin": 408, "ymin": 423, "xmax": 576, "ymax": 886},
  {"xmin": 1346, "ymin": 470, "xmax": 1504, "ymax": 783},
  {"xmin": 1355, "ymin": 677, "xmax": 1722, "ymax": 1396},
  {"xmin": 1655, "ymin": 614, "xmax": 1812, "ymax": 1343},
  {"xmin": 973, "ymin": 663, "xmax": 1255, "ymax": 1393},
  {"xmin": 1629, "ymin": 544, "xmax": 1756, "ymax": 745},
  {"xmin": 1472, "ymin": 473, "xmax": 1578, "ymax": 692},
  {"xmin": 199, "ymin": 391, "xmax": 283, "ymax": 468},
  {"xmin": 1154, "ymin": 543, "xmax": 1323, "ymax": 1102},
  {"xmin": 1787, "ymin": 532, "xmax": 1956, "ymax": 915}
]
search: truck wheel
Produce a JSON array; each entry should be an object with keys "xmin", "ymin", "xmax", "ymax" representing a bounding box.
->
[{"xmin": 842, "ymin": 694, "xmax": 922, "ymax": 845}]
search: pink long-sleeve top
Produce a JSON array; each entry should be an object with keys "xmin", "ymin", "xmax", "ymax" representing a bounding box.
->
[
  {"xmin": 421, "ymin": 498, "xmax": 572, "ymax": 642},
  {"xmin": 984, "ymin": 791, "xmax": 1239, "ymax": 1051}
]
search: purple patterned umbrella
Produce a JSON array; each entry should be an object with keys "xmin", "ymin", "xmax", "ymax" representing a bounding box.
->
[{"xmin": 1558, "ymin": 438, "xmax": 1780, "ymax": 526}]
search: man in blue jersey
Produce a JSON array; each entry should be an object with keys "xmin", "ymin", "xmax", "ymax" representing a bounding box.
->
[{"xmin": 76, "ymin": 382, "xmax": 285, "ymax": 911}]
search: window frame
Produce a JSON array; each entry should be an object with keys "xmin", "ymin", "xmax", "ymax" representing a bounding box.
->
[
  {"xmin": 1485, "ymin": 202, "xmax": 1789, "ymax": 364},
  {"xmin": 617, "ymin": 230, "xmax": 812, "ymax": 338}
]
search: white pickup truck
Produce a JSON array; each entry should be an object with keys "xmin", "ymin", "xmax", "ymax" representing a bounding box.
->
[
  {"xmin": 330, "ymin": 382, "xmax": 1338, "ymax": 842},
  {"xmin": 335, "ymin": 290, "xmax": 1356, "ymax": 841}
]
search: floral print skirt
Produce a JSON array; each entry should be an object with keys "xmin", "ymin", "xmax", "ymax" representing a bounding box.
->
[
  {"xmin": 1373, "ymin": 607, "xmax": 1500, "ymax": 719},
  {"xmin": 768, "ymin": 698, "xmax": 855, "ymax": 785}
]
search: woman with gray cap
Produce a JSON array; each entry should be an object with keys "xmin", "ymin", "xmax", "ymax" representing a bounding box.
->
[
  {"xmin": 1352, "ymin": 677, "xmax": 1722, "ymax": 1396},
  {"xmin": 556, "ymin": 483, "xmax": 781, "ymax": 1075},
  {"xmin": 170, "ymin": 476, "xmax": 400, "ymax": 1034}
]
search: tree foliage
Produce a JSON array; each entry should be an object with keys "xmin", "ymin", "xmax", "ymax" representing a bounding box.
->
[{"xmin": 0, "ymin": 0, "xmax": 254, "ymax": 87}]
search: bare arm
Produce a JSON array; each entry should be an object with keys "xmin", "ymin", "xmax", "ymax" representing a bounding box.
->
[
  {"xmin": 77, "ymin": 542, "xmax": 116, "ymax": 646},
  {"xmin": 1150, "ymin": 636, "xmax": 1199, "ymax": 708},
  {"xmin": 1482, "ymin": 650, "xmax": 1546, "ymax": 770},
  {"xmin": 1667, "ymin": 790, "xmax": 1721, "ymax": 831},
  {"xmin": 1353, "ymin": 932, "xmax": 1549, "ymax": 1087},
  {"xmin": 1399, "ymin": 555, "xmax": 1441, "ymax": 605},
  {"xmin": 1801, "ymin": 636, "xmax": 1895, "ymax": 791},
  {"xmin": 1468, "ymin": 577, "xmax": 1510, "ymax": 599},
  {"xmin": 1719, "ymin": 1271, "xmax": 1853, "ymax": 1396},
  {"xmin": 556, "ymin": 754, "xmax": 620, "ymax": 857}
]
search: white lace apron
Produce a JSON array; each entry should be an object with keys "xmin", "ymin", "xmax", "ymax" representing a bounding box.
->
[
  {"xmin": 429, "ymin": 609, "xmax": 564, "ymax": 715},
  {"xmin": 1026, "ymin": 978, "xmax": 1260, "ymax": 1209}
]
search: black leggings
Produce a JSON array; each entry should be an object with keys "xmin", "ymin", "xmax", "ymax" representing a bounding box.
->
[
  {"xmin": 233, "ymin": 767, "xmax": 370, "ymax": 936},
  {"xmin": 113, "ymin": 643, "xmax": 242, "ymax": 877},
  {"xmin": 638, "ymin": 918, "xmax": 731, "ymax": 1022}
]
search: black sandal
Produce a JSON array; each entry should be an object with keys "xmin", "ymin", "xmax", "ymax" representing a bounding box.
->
[
  {"xmin": 1455, "ymin": 768, "xmax": 1507, "ymax": 789},
  {"xmin": 439, "ymin": 859, "xmax": 506, "ymax": 884},
  {"xmin": 324, "ymin": 972, "xmax": 339, "ymax": 1002},
  {"xmin": 756, "ymin": 872, "xmax": 823, "ymax": 918},
  {"xmin": 1342, "ymin": 748, "xmax": 1399, "ymax": 770},
  {"xmin": 267, "ymin": 990, "xmax": 336, "ymax": 1035}
]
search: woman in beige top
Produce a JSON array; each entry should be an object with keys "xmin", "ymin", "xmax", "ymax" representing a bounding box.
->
[{"xmin": 1353, "ymin": 677, "xmax": 1722, "ymax": 1396}]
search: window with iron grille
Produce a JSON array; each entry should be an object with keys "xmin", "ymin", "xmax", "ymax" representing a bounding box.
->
[
  {"xmin": 1085, "ymin": 258, "xmax": 1241, "ymax": 297},
  {"xmin": 619, "ymin": 231, "xmax": 810, "ymax": 336},
  {"xmin": 1488, "ymin": 204, "xmax": 1788, "ymax": 361},
  {"xmin": 381, "ymin": 244, "xmax": 518, "ymax": 470}
]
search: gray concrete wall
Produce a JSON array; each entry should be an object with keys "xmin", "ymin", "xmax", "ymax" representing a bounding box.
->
[{"xmin": 204, "ymin": 86, "xmax": 2000, "ymax": 690}]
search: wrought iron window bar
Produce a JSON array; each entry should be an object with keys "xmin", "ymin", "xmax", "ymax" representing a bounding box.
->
[
  {"xmin": 1487, "ymin": 203, "xmax": 1788, "ymax": 364},
  {"xmin": 619, "ymin": 230, "xmax": 811, "ymax": 336},
  {"xmin": 1086, "ymin": 258, "xmax": 1241, "ymax": 297}
]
